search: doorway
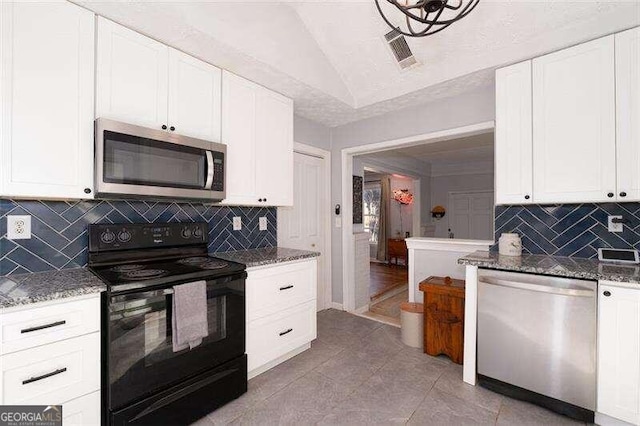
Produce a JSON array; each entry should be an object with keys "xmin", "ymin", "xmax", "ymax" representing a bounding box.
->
[
  {"xmin": 448, "ymin": 191, "xmax": 494, "ymax": 240},
  {"xmin": 341, "ymin": 121, "xmax": 495, "ymax": 313},
  {"xmin": 278, "ymin": 145, "xmax": 332, "ymax": 311}
]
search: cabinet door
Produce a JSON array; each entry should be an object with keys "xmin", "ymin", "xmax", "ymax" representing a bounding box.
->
[
  {"xmin": 221, "ymin": 71, "xmax": 258, "ymax": 205},
  {"xmin": 0, "ymin": 1, "xmax": 94, "ymax": 199},
  {"xmin": 255, "ymin": 88, "xmax": 294, "ymax": 206},
  {"xmin": 96, "ymin": 17, "xmax": 168, "ymax": 130},
  {"xmin": 598, "ymin": 283, "xmax": 640, "ymax": 425},
  {"xmin": 495, "ymin": 61, "xmax": 533, "ymax": 205},
  {"xmin": 532, "ymin": 36, "xmax": 616, "ymax": 203},
  {"xmin": 616, "ymin": 27, "xmax": 640, "ymax": 202},
  {"xmin": 168, "ymin": 49, "xmax": 222, "ymax": 142}
]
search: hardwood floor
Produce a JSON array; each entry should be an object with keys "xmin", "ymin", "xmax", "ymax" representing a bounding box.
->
[{"xmin": 369, "ymin": 262, "xmax": 408, "ymax": 300}]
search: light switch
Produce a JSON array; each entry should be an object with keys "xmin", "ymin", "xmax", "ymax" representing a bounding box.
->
[
  {"xmin": 259, "ymin": 217, "xmax": 267, "ymax": 231},
  {"xmin": 233, "ymin": 216, "xmax": 242, "ymax": 231},
  {"xmin": 335, "ymin": 217, "xmax": 342, "ymax": 228},
  {"xmin": 7, "ymin": 215, "xmax": 31, "ymax": 240}
]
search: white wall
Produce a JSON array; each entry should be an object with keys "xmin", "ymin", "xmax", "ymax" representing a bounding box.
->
[
  {"xmin": 430, "ymin": 171, "xmax": 494, "ymax": 238},
  {"xmin": 329, "ymin": 85, "xmax": 495, "ymax": 304},
  {"xmin": 293, "ymin": 114, "xmax": 331, "ymax": 150}
]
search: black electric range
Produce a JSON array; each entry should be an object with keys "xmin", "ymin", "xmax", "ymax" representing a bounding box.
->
[{"xmin": 88, "ymin": 222, "xmax": 247, "ymax": 426}]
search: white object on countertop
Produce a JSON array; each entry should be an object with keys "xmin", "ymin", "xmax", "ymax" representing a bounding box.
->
[{"xmin": 499, "ymin": 233, "xmax": 522, "ymax": 257}]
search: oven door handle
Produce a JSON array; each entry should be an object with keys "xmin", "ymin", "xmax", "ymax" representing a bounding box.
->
[{"xmin": 205, "ymin": 151, "xmax": 214, "ymax": 190}]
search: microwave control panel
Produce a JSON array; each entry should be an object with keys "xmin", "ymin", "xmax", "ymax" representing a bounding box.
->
[{"xmin": 211, "ymin": 152, "xmax": 224, "ymax": 192}]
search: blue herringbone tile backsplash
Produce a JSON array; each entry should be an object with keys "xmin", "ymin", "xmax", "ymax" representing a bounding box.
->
[
  {"xmin": 494, "ymin": 203, "xmax": 640, "ymax": 258},
  {"xmin": 0, "ymin": 199, "xmax": 277, "ymax": 276}
]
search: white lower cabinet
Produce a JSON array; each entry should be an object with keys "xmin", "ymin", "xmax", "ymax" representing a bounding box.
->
[
  {"xmin": 62, "ymin": 390, "xmax": 101, "ymax": 426},
  {"xmin": 246, "ymin": 259, "xmax": 317, "ymax": 377},
  {"xmin": 0, "ymin": 294, "xmax": 101, "ymax": 421},
  {"xmin": 598, "ymin": 281, "xmax": 640, "ymax": 425}
]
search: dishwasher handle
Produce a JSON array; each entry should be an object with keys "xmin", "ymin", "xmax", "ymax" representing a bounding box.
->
[{"xmin": 479, "ymin": 277, "xmax": 594, "ymax": 297}]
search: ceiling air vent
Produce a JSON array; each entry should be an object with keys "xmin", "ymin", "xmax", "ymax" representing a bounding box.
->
[{"xmin": 384, "ymin": 28, "xmax": 419, "ymax": 70}]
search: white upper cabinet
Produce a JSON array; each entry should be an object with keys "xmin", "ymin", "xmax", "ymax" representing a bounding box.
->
[
  {"xmin": 495, "ymin": 61, "xmax": 533, "ymax": 205},
  {"xmin": 96, "ymin": 17, "xmax": 169, "ymax": 131},
  {"xmin": 598, "ymin": 282, "xmax": 640, "ymax": 425},
  {"xmin": 222, "ymin": 71, "xmax": 258, "ymax": 205},
  {"xmin": 532, "ymin": 35, "xmax": 617, "ymax": 204},
  {"xmin": 168, "ymin": 49, "xmax": 221, "ymax": 141},
  {"xmin": 615, "ymin": 27, "xmax": 640, "ymax": 202},
  {"xmin": 97, "ymin": 18, "xmax": 222, "ymax": 142},
  {"xmin": 255, "ymin": 89, "xmax": 294, "ymax": 207},
  {"xmin": 222, "ymin": 71, "xmax": 293, "ymax": 207},
  {"xmin": 0, "ymin": 1, "xmax": 95, "ymax": 199}
]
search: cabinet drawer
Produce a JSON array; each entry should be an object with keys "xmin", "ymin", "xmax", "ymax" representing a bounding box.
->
[
  {"xmin": 247, "ymin": 260, "xmax": 316, "ymax": 321},
  {"xmin": 63, "ymin": 390, "xmax": 100, "ymax": 426},
  {"xmin": 247, "ymin": 300, "xmax": 316, "ymax": 372},
  {"xmin": 0, "ymin": 333, "xmax": 100, "ymax": 405},
  {"xmin": 0, "ymin": 295, "xmax": 100, "ymax": 355}
]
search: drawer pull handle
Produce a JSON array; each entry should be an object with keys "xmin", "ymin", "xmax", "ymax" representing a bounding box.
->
[
  {"xmin": 279, "ymin": 285, "xmax": 294, "ymax": 291},
  {"xmin": 22, "ymin": 367, "xmax": 67, "ymax": 385},
  {"xmin": 279, "ymin": 328, "xmax": 293, "ymax": 336},
  {"xmin": 21, "ymin": 320, "xmax": 66, "ymax": 334}
]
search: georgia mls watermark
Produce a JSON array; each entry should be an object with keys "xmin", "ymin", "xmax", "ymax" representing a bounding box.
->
[{"xmin": 0, "ymin": 406, "xmax": 62, "ymax": 426}]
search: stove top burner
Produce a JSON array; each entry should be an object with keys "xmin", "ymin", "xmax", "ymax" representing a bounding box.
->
[
  {"xmin": 122, "ymin": 269, "xmax": 169, "ymax": 280},
  {"xmin": 177, "ymin": 257, "xmax": 212, "ymax": 265},
  {"xmin": 199, "ymin": 260, "xmax": 229, "ymax": 270},
  {"xmin": 110, "ymin": 264, "xmax": 145, "ymax": 273}
]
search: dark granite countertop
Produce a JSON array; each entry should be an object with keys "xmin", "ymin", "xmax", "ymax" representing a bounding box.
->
[
  {"xmin": 458, "ymin": 251, "xmax": 640, "ymax": 285},
  {"xmin": 213, "ymin": 247, "xmax": 320, "ymax": 268},
  {"xmin": 0, "ymin": 268, "xmax": 106, "ymax": 309}
]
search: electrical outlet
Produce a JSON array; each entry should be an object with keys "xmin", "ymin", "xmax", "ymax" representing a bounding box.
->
[
  {"xmin": 7, "ymin": 215, "xmax": 31, "ymax": 240},
  {"xmin": 233, "ymin": 216, "xmax": 242, "ymax": 231},
  {"xmin": 259, "ymin": 217, "xmax": 267, "ymax": 231},
  {"xmin": 608, "ymin": 215, "xmax": 623, "ymax": 233}
]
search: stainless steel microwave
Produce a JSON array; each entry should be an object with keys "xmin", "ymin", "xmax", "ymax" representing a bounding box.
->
[{"xmin": 95, "ymin": 118, "xmax": 226, "ymax": 202}]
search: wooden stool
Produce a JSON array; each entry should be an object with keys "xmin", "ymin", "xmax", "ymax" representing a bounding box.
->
[
  {"xmin": 400, "ymin": 302, "xmax": 424, "ymax": 349},
  {"xmin": 419, "ymin": 276, "xmax": 465, "ymax": 364}
]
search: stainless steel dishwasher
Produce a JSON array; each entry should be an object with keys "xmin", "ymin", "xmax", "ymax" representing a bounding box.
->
[{"xmin": 477, "ymin": 269, "xmax": 596, "ymax": 422}]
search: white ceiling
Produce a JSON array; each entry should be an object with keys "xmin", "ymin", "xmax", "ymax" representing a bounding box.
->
[{"xmin": 76, "ymin": 1, "xmax": 639, "ymax": 127}]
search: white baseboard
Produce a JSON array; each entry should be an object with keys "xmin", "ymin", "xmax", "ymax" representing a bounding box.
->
[
  {"xmin": 330, "ymin": 302, "xmax": 344, "ymax": 311},
  {"xmin": 354, "ymin": 305, "xmax": 369, "ymax": 314}
]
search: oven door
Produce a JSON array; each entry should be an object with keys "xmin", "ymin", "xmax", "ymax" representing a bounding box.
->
[
  {"xmin": 95, "ymin": 118, "xmax": 225, "ymax": 201},
  {"xmin": 106, "ymin": 274, "xmax": 245, "ymax": 410}
]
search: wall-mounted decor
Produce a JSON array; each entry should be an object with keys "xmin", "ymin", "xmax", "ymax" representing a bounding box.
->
[
  {"xmin": 431, "ymin": 205, "xmax": 446, "ymax": 219},
  {"xmin": 393, "ymin": 188, "xmax": 414, "ymax": 235},
  {"xmin": 353, "ymin": 175, "xmax": 363, "ymax": 224}
]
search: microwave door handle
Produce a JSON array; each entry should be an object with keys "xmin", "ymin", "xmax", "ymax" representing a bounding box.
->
[{"xmin": 205, "ymin": 151, "xmax": 214, "ymax": 190}]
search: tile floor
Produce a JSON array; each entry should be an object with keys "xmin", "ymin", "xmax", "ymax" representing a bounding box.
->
[{"xmin": 192, "ymin": 309, "xmax": 585, "ymax": 426}]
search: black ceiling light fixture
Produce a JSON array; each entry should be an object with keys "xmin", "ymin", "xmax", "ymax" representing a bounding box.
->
[{"xmin": 375, "ymin": 0, "xmax": 480, "ymax": 38}]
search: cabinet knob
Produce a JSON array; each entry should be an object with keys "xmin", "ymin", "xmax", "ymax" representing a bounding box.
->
[
  {"xmin": 607, "ymin": 192, "xmax": 614, "ymax": 198},
  {"xmin": 170, "ymin": 126, "xmax": 175, "ymax": 131},
  {"xmin": 84, "ymin": 188, "xmax": 91, "ymax": 194},
  {"xmin": 264, "ymin": 198, "xmax": 267, "ymax": 202},
  {"xmin": 603, "ymin": 290, "xmax": 611, "ymax": 297},
  {"xmin": 524, "ymin": 195, "xmax": 530, "ymax": 200},
  {"xmin": 162, "ymin": 124, "xmax": 167, "ymax": 130},
  {"xmin": 258, "ymin": 198, "xmax": 263, "ymax": 202},
  {"xmin": 620, "ymin": 192, "xmax": 627, "ymax": 197}
]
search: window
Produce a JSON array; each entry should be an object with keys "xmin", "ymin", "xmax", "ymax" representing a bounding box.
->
[{"xmin": 363, "ymin": 183, "xmax": 381, "ymax": 244}]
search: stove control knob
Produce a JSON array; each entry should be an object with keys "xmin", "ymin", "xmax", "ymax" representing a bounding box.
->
[
  {"xmin": 181, "ymin": 228, "xmax": 192, "ymax": 239},
  {"xmin": 100, "ymin": 230, "xmax": 116, "ymax": 244},
  {"xmin": 193, "ymin": 227, "xmax": 204, "ymax": 238},
  {"xmin": 118, "ymin": 230, "xmax": 132, "ymax": 243}
]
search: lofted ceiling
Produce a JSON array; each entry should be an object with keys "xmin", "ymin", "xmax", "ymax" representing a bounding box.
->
[{"xmin": 75, "ymin": 1, "xmax": 639, "ymax": 127}]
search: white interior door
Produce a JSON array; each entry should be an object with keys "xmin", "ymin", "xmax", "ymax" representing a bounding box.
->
[
  {"xmin": 448, "ymin": 192, "xmax": 494, "ymax": 240},
  {"xmin": 278, "ymin": 152, "xmax": 327, "ymax": 311}
]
